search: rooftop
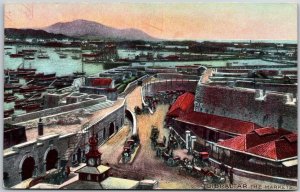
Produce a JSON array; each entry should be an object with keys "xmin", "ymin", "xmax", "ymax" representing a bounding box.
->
[
  {"xmin": 91, "ymin": 78, "xmax": 113, "ymax": 86},
  {"xmin": 218, "ymin": 127, "xmax": 292, "ymax": 151},
  {"xmin": 167, "ymin": 92, "xmax": 194, "ymax": 117},
  {"xmin": 62, "ymin": 180, "xmax": 103, "ymax": 189},
  {"xmin": 218, "ymin": 128, "xmax": 296, "ymax": 161},
  {"xmin": 176, "ymin": 111, "xmax": 260, "ymax": 135},
  {"xmin": 17, "ymin": 98, "xmax": 124, "ymax": 142},
  {"xmin": 75, "ymin": 165, "xmax": 110, "ymax": 175},
  {"xmin": 101, "ymin": 177, "xmax": 139, "ymax": 189},
  {"xmin": 247, "ymin": 137, "xmax": 297, "ymax": 160}
]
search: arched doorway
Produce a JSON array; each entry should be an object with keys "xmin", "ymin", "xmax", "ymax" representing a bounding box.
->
[
  {"xmin": 109, "ymin": 122, "xmax": 115, "ymax": 136},
  {"xmin": 21, "ymin": 157, "xmax": 35, "ymax": 181},
  {"xmin": 103, "ymin": 128, "xmax": 106, "ymax": 139},
  {"xmin": 46, "ymin": 149, "xmax": 58, "ymax": 171}
]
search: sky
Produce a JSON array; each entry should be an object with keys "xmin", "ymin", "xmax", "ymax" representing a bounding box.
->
[{"xmin": 4, "ymin": 3, "xmax": 297, "ymax": 41}]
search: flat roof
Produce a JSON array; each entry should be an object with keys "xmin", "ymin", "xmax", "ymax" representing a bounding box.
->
[
  {"xmin": 75, "ymin": 165, "xmax": 111, "ymax": 174},
  {"xmin": 62, "ymin": 180, "xmax": 103, "ymax": 189},
  {"xmin": 101, "ymin": 177, "xmax": 139, "ymax": 189},
  {"xmin": 12, "ymin": 178, "xmax": 33, "ymax": 189},
  {"xmin": 30, "ymin": 183, "xmax": 60, "ymax": 189},
  {"xmin": 20, "ymin": 98, "xmax": 125, "ymax": 142},
  {"xmin": 282, "ymin": 159, "xmax": 298, "ymax": 167}
]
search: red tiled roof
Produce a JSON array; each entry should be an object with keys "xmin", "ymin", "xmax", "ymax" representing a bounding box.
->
[
  {"xmin": 282, "ymin": 133, "xmax": 297, "ymax": 143},
  {"xmin": 247, "ymin": 138, "xmax": 297, "ymax": 160},
  {"xmin": 218, "ymin": 127, "xmax": 292, "ymax": 152},
  {"xmin": 218, "ymin": 135, "xmax": 247, "ymax": 151},
  {"xmin": 254, "ymin": 127, "xmax": 277, "ymax": 136},
  {"xmin": 176, "ymin": 111, "xmax": 260, "ymax": 135},
  {"xmin": 91, "ymin": 78, "xmax": 112, "ymax": 86},
  {"xmin": 167, "ymin": 92, "xmax": 194, "ymax": 117}
]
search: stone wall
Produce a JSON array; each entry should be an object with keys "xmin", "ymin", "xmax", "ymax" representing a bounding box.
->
[
  {"xmin": 119, "ymin": 75, "xmax": 151, "ymax": 97},
  {"xmin": 209, "ymin": 76, "xmax": 297, "ymax": 84},
  {"xmin": 3, "ymin": 100, "xmax": 126, "ymax": 188},
  {"xmin": 235, "ymin": 81, "xmax": 297, "ymax": 97},
  {"xmin": 82, "ymin": 100, "xmax": 126, "ymax": 144},
  {"xmin": 143, "ymin": 80, "xmax": 198, "ymax": 96},
  {"xmin": 145, "ymin": 67, "xmax": 177, "ymax": 74},
  {"xmin": 194, "ymin": 84, "xmax": 297, "ymax": 131},
  {"xmin": 79, "ymin": 87, "xmax": 118, "ymax": 101},
  {"xmin": 156, "ymin": 73, "xmax": 200, "ymax": 80},
  {"xmin": 208, "ymin": 81, "xmax": 297, "ymax": 97},
  {"xmin": 3, "ymin": 134, "xmax": 69, "ymax": 188},
  {"xmin": 217, "ymin": 69, "xmax": 252, "ymax": 73}
]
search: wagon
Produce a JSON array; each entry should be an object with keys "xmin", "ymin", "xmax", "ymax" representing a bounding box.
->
[
  {"xmin": 134, "ymin": 106, "xmax": 142, "ymax": 115},
  {"xmin": 150, "ymin": 126, "xmax": 159, "ymax": 141},
  {"xmin": 193, "ymin": 151, "xmax": 210, "ymax": 167}
]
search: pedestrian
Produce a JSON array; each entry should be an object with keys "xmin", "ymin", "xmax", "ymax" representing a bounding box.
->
[
  {"xmin": 219, "ymin": 162, "xmax": 225, "ymax": 173},
  {"xmin": 65, "ymin": 165, "xmax": 70, "ymax": 178},
  {"xmin": 163, "ymin": 136, "xmax": 166, "ymax": 145},
  {"xmin": 225, "ymin": 165, "xmax": 228, "ymax": 176},
  {"xmin": 229, "ymin": 166, "xmax": 234, "ymax": 185}
]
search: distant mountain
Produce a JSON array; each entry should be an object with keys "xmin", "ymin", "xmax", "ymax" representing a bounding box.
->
[
  {"xmin": 43, "ymin": 19, "xmax": 158, "ymax": 41},
  {"xmin": 4, "ymin": 28, "xmax": 71, "ymax": 40}
]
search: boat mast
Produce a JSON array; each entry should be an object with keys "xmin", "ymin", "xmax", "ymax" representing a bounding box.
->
[{"xmin": 81, "ymin": 53, "xmax": 84, "ymax": 74}]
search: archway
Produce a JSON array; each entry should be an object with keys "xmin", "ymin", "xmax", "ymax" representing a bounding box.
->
[
  {"xmin": 109, "ymin": 122, "xmax": 115, "ymax": 136},
  {"xmin": 103, "ymin": 128, "xmax": 106, "ymax": 139},
  {"xmin": 46, "ymin": 149, "xmax": 58, "ymax": 171},
  {"xmin": 21, "ymin": 157, "xmax": 35, "ymax": 181}
]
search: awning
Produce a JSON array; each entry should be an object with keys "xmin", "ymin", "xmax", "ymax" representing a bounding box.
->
[
  {"xmin": 249, "ymin": 157, "xmax": 267, "ymax": 166},
  {"xmin": 282, "ymin": 159, "xmax": 298, "ymax": 167}
]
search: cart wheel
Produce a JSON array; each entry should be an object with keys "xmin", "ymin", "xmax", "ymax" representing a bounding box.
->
[{"xmin": 167, "ymin": 158, "xmax": 174, "ymax": 167}]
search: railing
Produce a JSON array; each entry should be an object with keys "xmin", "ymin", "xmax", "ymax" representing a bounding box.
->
[{"xmin": 119, "ymin": 75, "xmax": 151, "ymax": 97}]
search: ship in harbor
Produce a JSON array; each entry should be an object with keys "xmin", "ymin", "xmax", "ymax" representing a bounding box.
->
[
  {"xmin": 37, "ymin": 49, "xmax": 50, "ymax": 59},
  {"xmin": 3, "ymin": 3, "xmax": 298, "ymax": 190}
]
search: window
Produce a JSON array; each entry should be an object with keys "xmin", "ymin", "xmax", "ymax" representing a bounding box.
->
[
  {"xmin": 87, "ymin": 174, "xmax": 91, "ymax": 181},
  {"xmin": 4, "ymin": 172, "xmax": 9, "ymax": 180},
  {"xmin": 103, "ymin": 128, "xmax": 106, "ymax": 139}
]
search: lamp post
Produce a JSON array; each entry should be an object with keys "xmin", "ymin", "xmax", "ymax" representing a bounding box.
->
[{"xmin": 203, "ymin": 177, "xmax": 208, "ymax": 190}]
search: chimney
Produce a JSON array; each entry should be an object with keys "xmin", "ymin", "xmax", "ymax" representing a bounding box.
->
[
  {"xmin": 191, "ymin": 136, "xmax": 197, "ymax": 150},
  {"xmin": 185, "ymin": 130, "xmax": 191, "ymax": 150},
  {"xmin": 38, "ymin": 118, "xmax": 44, "ymax": 136}
]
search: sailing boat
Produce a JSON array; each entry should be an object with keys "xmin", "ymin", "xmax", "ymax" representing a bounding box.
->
[
  {"xmin": 73, "ymin": 56, "xmax": 86, "ymax": 77},
  {"xmin": 57, "ymin": 49, "xmax": 68, "ymax": 58},
  {"xmin": 17, "ymin": 59, "xmax": 36, "ymax": 72},
  {"xmin": 71, "ymin": 54, "xmax": 81, "ymax": 60},
  {"xmin": 10, "ymin": 46, "xmax": 24, "ymax": 58},
  {"xmin": 37, "ymin": 49, "xmax": 50, "ymax": 59},
  {"xmin": 59, "ymin": 53, "xmax": 68, "ymax": 59}
]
